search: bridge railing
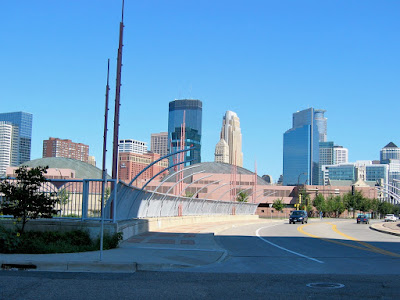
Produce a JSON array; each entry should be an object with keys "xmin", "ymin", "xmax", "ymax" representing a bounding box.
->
[
  {"xmin": 0, "ymin": 178, "xmax": 117, "ymax": 222},
  {"xmin": 1, "ymin": 178, "xmax": 257, "ymax": 222},
  {"xmin": 108, "ymin": 181, "xmax": 258, "ymax": 220}
]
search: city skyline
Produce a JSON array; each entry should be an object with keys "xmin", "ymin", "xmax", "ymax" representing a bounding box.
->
[{"xmin": 1, "ymin": 1, "xmax": 399, "ymax": 182}]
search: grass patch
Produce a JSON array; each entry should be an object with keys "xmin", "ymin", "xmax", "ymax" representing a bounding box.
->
[{"xmin": 0, "ymin": 226, "xmax": 122, "ymax": 254}]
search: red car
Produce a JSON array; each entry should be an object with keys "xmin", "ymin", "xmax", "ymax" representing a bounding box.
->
[{"xmin": 357, "ymin": 214, "xmax": 369, "ymax": 224}]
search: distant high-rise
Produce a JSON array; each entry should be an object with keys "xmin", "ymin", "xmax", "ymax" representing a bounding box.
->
[
  {"xmin": 314, "ymin": 109, "xmax": 327, "ymax": 142},
  {"xmin": 0, "ymin": 122, "xmax": 13, "ymax": 175},
  {"xmin": 214, "ymin": 138, "xmax": 229, "ymax": 164},
  {"xmin": 380, "ymin": 142, "xmax": 400, "ymax": 194},
  {"xmin": 380, "ymin": 142, "xmax": 400, "ymax": 163},
  {"xmin": 168, "ymin": 99, "xmax": 202, "ymax": 166},
  {"xmin": 0, "ymin": 112, "xmax": 32, "ymax": 166},
  {"xmin": 215, "ymin": 111, "xmax": 243, "ymax": 167},
  {"xmin": 119, "ymin": 139, "xmax": 147, "ymax": 154},
  {"xmin": 151, "ymin": 132, "xmax": 168, "ymax": 157},
  {"xmin": 283, "ymin": 108, "xmax": 319, "ymax": 185},
  {"xmin": 319, "ymin": 142, "xmax": 348, "ymax": 184},
  {"xmin": 334, "ymin": 146, "xmax": 348, "ymax": 164},
  {"xmin": 43, "ymin": 137, "xmax": 89, "ymax": 163}
]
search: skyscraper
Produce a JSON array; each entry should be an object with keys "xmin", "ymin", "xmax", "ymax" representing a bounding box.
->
[
  {"xmin": 214, "ymin": 111, "xmax": 243, "ymax": 167},
  {"xmin": 283, "ymin": 108, "xmax": 319, "ymax": 185},
  {"xmin": 168, "ymin": 99, "xmax": 202, "ymax": 166},
  {"xmin": 151, "ymin": 132, "xmax": 168, "ymax": 157},
  {"xmin": 314, "ymin": 109, "xmax": 327, "ymax": 142},
  {"xmin": 0, "ymin": 112, "xmax": 32, "ymax": 166}
]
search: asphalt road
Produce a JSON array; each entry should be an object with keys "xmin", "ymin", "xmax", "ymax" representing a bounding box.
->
[
  {"xmin": 0, "ymin": 271, "xmax": 399, "ymax": 299},
  {"xmin": 1, "ymin": 219, "xmax": 399, "ymax": 299},
  {"xmin": 186, "ymin": 219, "xmax": 400, "ymax": 274}
]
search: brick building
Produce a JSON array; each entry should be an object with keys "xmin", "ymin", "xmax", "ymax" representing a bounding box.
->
[
  {"xmin": 43, "ymin": 137, "xmax": 89, "ymax": 163},
  {"xmin": 118, "ymin": 152, "xmax": 168, "ymax": 186}
]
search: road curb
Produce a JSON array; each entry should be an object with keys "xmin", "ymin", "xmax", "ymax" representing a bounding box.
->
[
  {"xmin": 369, "ymin": 224, "xmax": 400, "ymax": 237},
  {"xmin": 1, "ymin": 260, "xmax": 137, "ymax": 273}
]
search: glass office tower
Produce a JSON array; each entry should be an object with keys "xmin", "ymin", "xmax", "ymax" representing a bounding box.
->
[
  {"xmin": 168, "ymin": 99, "xmax": 202, "ymax": 166},
  {"xmin": 0, "ymin": 112, "xmax": 33, "ymax": 165},
  {"xmin": 283, "ymin": 108, "xmax": 319, "ymax": 185}
]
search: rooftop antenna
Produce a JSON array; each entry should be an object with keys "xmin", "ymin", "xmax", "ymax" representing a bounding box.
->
[{"xmin": 111, "ymin": 0, "xmax": 125, "ymax": 181}]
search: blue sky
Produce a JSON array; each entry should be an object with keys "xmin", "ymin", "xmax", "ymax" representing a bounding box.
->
[{"xmin": 1, "ymin": 0, "xmax": 399, "ymax": 182}]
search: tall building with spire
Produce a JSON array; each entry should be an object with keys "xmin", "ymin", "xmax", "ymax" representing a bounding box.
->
[{"xmin": 214, "ymin": 111, "xmax": 243, "ymax": 167}]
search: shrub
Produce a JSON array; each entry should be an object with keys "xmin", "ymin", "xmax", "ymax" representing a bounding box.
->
[
  {"xmin": 0, "ymin": 228, "xmax": 122, "ymax": 254},
  {"xmin": 0, "ymin": 166, "xmax": 60, "ymax": 233}
]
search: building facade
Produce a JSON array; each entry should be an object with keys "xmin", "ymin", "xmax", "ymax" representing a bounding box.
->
[
  {"xmin": 215, "ymin": 111, "xmax": 243, "ymax": 167},
  {"xmin": 214, "ymin": 138, "xmax": 229, "ymax": 164},
  {"xmin": 0, "ymin": 122, "xmax": 13, "ymax": 176},
  {"xmin": 283, "ymin": 108, "xmax": 319, "ymax": 185},
  {"xmin": 43, "ymin": 137, "xmax": 89, "ymax": 163},
  {"xmin": 118, "ymin": 151, "xmax": 168, "ymax": 186},
  {"xmin": 0, "ymin": 111, "xmax": 32, "ymax": 166},
  {"xmin": 168, "ymin": 99, "xmax": 202, "ymax": 166},
  {"xmin": 119, "ymin": 139, "xmax": 147, "ymax": 154},
  {"xmin": 151, "ymin": 132, "xmax": 168, "ymax": 157},
  {"xmin": 314, "ymin": 109, "xmax": 327, "ymax": 142},
  {"xmin": 380, "ymin": 142, "xmax": 400, "ymax": 163},
  {"xmin": 334, "ymin": 146, "xmax": 348, "ymax": 164}
]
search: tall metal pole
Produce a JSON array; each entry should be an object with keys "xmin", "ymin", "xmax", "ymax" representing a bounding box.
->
[
  {"xmin": 100, "ymin": 59, "xmax": 110, "ymax": 261},
  {"xmin": 111, "ymin": 0, "xmax": 125, "ymax": 180}
]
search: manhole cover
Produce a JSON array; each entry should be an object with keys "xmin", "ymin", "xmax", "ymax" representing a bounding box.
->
[{"xmin": 306, "ymin": 282, "xmax": 345, "ymax": 289}]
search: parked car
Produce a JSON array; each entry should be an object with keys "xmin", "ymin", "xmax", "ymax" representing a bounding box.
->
[
  {"xmin": 289, "ymin": 210, "xmax": 308, "ymax": 224},
  {"xmin": 384, "ymin": 214, "xmax": 397, "ymax": 222},
  {"xmin": 357, "ymin": 214, "xmax": 369, "ymax": 224}
]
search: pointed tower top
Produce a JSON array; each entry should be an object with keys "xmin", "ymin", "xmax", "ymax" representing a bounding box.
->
[{"xmin": 383, "ymin": 142, "xmax": 398, "ymax": 148}]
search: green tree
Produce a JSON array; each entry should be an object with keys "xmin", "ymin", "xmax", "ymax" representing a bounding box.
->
[
  {"xmin": 378, "ymin": 201, "xmax": 394, "ymax": 215},
  {"xmin": 370, "ymin": 198, "xmax": 380, "ymax": 219},
  {"xmin": 236, "ymin": 190, "xmax": 249, "ymax": 202},
  {"xmin": 359, "ymin": 197, "xmax": 372, "ymax": 213},
  {"xmin": 0, "ymin": 166, "xmax": 59, "ymax": 233},
  {"xmin": 313, "ymin": 194, "xmax": 326, "ymax": 214},
  {"xmin": 343, "ymin": 190, "xmax": 364, "ymax": 218},
  {"xmin": 272, "ymin": 198, "xmax": 285, "ymax": 212},
  {"xmin": 58, "ymin": 189, "xmax": 70, "ymax": 205},
  {"xmin": 325, "ymin": 195, "xmax": 345, "ymax": 218},
  {"xmin": 185, "ymin": 191, "xmax": 195, "ymax": 198}
]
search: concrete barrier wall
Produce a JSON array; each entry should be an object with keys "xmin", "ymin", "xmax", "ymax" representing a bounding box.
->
[{"xmin": 1, "ymin": 215, "xmax": 259, "ymax": 241}]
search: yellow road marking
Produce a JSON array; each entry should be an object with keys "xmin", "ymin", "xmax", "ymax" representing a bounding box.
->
[{"xmin": 298, "ymin": 222, "xmax": 400, "ymax": 258}]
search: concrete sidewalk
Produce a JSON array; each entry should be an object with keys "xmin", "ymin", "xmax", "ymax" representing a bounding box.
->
[
  {"xmin": 0, "ymin": 218, "xmax": 272, "ymax": 273},
  {"xmin": 370, "ymin": 220, "xmax": 400, "ymax": 237}
]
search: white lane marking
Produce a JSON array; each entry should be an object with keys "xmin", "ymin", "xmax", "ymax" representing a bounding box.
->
[{"xmin": 255, "ymin": 225, "xmax": 324, "ymax": 264}]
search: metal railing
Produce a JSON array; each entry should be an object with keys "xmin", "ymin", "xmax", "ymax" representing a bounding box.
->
[
  {"xmin": 112, "ymin": 181, "xmax": 258, "ymax": 220},
  {"xmin": 1, "ymin": 178, "xmax": 258, "ymax": 222},
  {"xmin": 0, "ymin": 178, "xmax": 118, "ymax": 222}
]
